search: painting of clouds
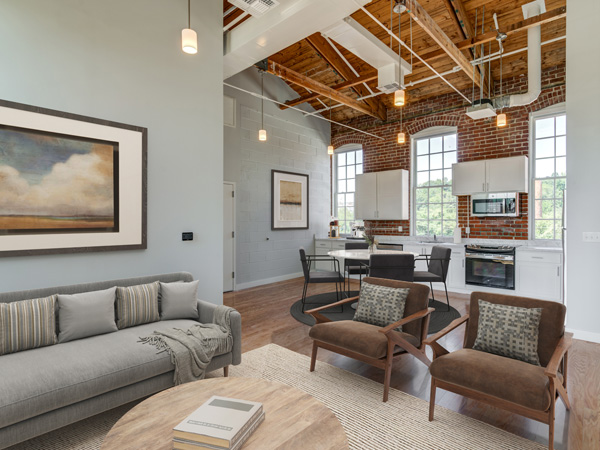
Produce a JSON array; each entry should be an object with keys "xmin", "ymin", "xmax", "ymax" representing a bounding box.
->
[
  {"xmin": 0, "ymin": 125, "xmax": 118, "ymax": 234},
  {"xmin": 279, "ymin": 180, "xmax": 302, "ymax": 221}
]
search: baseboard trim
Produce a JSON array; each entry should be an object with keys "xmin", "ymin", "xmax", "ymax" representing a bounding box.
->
[
  {"xmin": 235, "ymin": 272, "xmax": 303, "ymax": 291},
  {"xmin": 565, "ymin": 328, "xmax": 600, "ymax": 344}
]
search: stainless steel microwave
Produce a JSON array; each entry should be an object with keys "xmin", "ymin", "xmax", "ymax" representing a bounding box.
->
[{"xmin": 471, "ymin": 193, "xmax": 519, "ymax": 217}]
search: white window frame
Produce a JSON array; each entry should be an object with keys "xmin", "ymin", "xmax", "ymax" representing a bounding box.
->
[
  {"xmin": 529, "ymin": 102, "xmax": 566, "ymax": 242},
  {"xmin": 333, "ymin": 144, "xmax": 363, "ymax": 236},
  {"xmin": 410, "ymin": 126, "xmax": 458, "ymax": 237}
]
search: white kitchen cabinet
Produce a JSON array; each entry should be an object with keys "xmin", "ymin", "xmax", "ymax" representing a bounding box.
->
[
  {"xmin": 446, "ymin": 249, "xmax": 466, "ymax": 289},
  {"xmin": 452, "ymin": 160, "xmax": 486, "ymax": 195},
  {"xmin": 403, "ymin": 244, "xmax": 432, "ymax": 272},
  {"xmin": 516, "ymin": 250, "xmax": 562, "ymax": 302},
  {"xmin": 452, "ymin": 156, "xmax": 528, "ymax": 195},
  {"xmin": 314, "ymin": 239, "xmax": 346, "ymax": 271},
  {"xmin": 355, "ymin": 169, "xmax": 409, "ymax": 220}
]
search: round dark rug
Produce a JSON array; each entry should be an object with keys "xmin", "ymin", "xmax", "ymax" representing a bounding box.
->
[{"xmin": 290, "ymin": 291, "xmax": 461, "ymax": 334}]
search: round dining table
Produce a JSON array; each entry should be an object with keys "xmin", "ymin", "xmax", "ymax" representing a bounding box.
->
[{"xmin": 328, "ymin": 249, "xmax": 420, "ymax": 260}]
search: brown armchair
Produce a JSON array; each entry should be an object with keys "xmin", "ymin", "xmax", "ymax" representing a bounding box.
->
[
  {"xmin": 306, "ymin": 277, "xmax": 434, "ymax": 402},
  {"xmin": 425, "ymin": 291, "xmax": 571, "ymax": 450}
]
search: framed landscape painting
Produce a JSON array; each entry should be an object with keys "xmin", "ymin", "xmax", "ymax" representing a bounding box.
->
[
  {"xmin": 0, "ymin": 99, "xmax": 147, "ymax": 257},
  {"xmin": 271, "ymin": 170, "xmax": 309, "ymax": 230}
]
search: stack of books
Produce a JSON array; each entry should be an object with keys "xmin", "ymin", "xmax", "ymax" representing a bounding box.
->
[{"xmin": 173, "ymin": 396, "xmax": 264, "ymax": 450}]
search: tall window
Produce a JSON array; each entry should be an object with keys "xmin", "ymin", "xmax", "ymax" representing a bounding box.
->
[
  {"xmin": 335, "ymin": 148, "xmax": 363, "ymax": 235},
  {"xmin": 414, "ymin": 132, "xmax": 457, "ymax": 237},
  {"xmin": 532, "ymin": 112, "xmax": 566, "ymax": 240}
]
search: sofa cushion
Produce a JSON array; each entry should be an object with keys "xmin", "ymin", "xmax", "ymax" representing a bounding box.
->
[
  {"xmin": 57, "ymin": 287, "xmax": 118, "ymax": 343},
  {"xmin": 430, "ymin": 348, "xmax": 555, "ymax": 411},
  {"xmin": 353, "ymin": 282, "xmax": 409, "ymax": 331},
  {"xmin": 160, "ymin": 281, "xmax": 199, "ymax": 320},
  {"xmin": 0, "ymin": 318, "xmax": 231, "ymax": 429},
  {"xmin": 116, "ymin": 282, "xmax": 160, "ymax": 329},
  {"xmin": 309, "ymin": 320, "xmax": 419, "ymax": 359},
  {"xmin": 0, "ymin": 295, "xmax": 57, "ymax": 356},
  {"xmin": 473, "ymin": 300, "xmax": 542, "ymax": 366}
]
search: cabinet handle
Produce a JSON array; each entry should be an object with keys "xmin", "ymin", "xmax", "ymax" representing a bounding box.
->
[
  {"xmin": 482, "ymin": 183, "xmax": 485, "ymax": 191},
  {"xmin": 462, "ymin": 260, "xmax": 465, "ymax": 268},
  {"xmin": 487, "ymin": 182, "xmax": 489, "ymax": 191},
  {"xmin": 531, "ymin": 256, "xmax": 543, "ymax": 259},
  {"xmin": 557, "ymin": 267, "xmax": 560, "ymax": 276}
]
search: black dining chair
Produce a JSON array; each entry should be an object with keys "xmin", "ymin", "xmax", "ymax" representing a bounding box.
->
[
  {"xmin": 414, "ymin": 246, "xmax": 452, "ymax": 311},
  {"xmin": 299, "ymin": 248, "xmax": 344, "ymax": 312},
  {"xmin": 367, "ymin": 253, "xmax": 415, "ymax": 282},
  {"xmin": 344, "ymin": 242, "xmax": 369, "ymax": 294}
]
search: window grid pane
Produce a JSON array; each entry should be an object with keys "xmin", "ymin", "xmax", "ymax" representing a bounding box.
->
[
  {"xmin": 413, "ymin": 133, "xmax": 457, "ymax": 237},
  {"xmin": 533, "ymin": 113, "xmax": 566, "ymax": 240},
  {"xmin": 334, "ymin": 149, "xmax": 363, "ymax": 235}
]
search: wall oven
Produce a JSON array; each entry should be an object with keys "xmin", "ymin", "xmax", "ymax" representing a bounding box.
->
[
  {"xmin": 465, "ymin": 245, "xmax": 515, "ymax": 290},
  {"xmin": 471, "ymin": 193, "xmax": 518, "ymax": 217}
]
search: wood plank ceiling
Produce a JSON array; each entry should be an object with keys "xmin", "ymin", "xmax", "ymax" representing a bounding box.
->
[{"xmin": 223, "ymin": 0, "xmax": 566, "ymax": 122}]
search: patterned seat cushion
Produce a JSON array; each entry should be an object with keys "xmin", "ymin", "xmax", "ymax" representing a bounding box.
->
[
  {"xmin": 353, "ymin": 281, "xmax": 410, "ymax": 331},
  {"xmin": 473, "ymin": 299, "xmax": 542, "ymax": 365}
]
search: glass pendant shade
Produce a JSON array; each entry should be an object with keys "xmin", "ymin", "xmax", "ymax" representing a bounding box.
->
[
  {"xmin": 182, "ymin": 28, "xmax": 197, "ymax": 54},
  {"xmin": 258, "ymin": 129, "xmax": 267, "ymax": 141},
  {"xmin": 394, "ymin": 89, "xmax": 405, "ymax": 107},
  {"xmin": 397, "ymin": 132, "xmax": 406, "ymax": 144},
  {"xmin": 497, "ymin": 113, "xmax": 507, "ymax": 127},
  {"xmin": 327, "ymin": 145, "xmax": 334, "ymax": 155}
]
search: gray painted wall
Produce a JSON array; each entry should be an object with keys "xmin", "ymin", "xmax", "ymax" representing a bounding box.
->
[
  {"xmin": 566, "ymin": 0, "xmax": 600, "ymax": 341},
  {"xmin": 224, "ymin": 69, "xmax": 330, "ymax": 288},
  {"xmin": 0, "ymin": 1, "xmax": 224, "ymax": 303}
]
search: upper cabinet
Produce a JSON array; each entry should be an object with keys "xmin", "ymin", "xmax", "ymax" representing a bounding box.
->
[
  {"xmin": 452, "ymin": 156, "xmax": 529, "ymax": 195},
  {"xmin": 355, "ymin": 169, "xmax": 409, "ymax": 220}
]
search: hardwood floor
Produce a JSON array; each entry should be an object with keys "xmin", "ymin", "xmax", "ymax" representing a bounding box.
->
[{"xmin": 224, "ymin": 277, "xmax": 600, "ymax": 450}]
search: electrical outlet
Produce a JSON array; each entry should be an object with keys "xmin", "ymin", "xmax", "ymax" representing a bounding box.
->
[
  {"xmin": 397, "ymin": 226, "xmax": 402, "ymax": 232},
  {"xmin": 465, "ymin": 227, "xmax": 471, "ymax": 235},
  {"xmin": 583, "ymin": 232, "xmax": 600, "ymax": 242}
]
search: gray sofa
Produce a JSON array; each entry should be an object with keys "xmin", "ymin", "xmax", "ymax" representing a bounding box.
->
[{"xmin": 0, "ymin": 272, "xmax": 242, "ymax": 449}]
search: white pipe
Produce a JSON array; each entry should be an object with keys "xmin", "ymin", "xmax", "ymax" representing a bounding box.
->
[
  {"xmin": 222, "ymin": 82, "xmax": 386, "ymax": 140},
  {"xmin": 508, "ymin": 3, "xmax": 542, "ymax": 107},
  {"xmin": 471, "ymin": 35, "xmax": 565, "ymax": 66},
  {"xmin": 353, "ymin": 1, "xmax": 472, "ymax": 103},
  {"xmin": 223, "ymin": 11, "xmax": 249, "ymax": 32}
]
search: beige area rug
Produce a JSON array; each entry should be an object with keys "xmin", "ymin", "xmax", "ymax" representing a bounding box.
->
[{"xmin": 10, "ymin": 344, "xmax": 545, "ymax": 450}]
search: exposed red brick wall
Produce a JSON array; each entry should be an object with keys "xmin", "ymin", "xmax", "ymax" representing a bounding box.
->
[{"xmin": 332, "ymin": 65, "xmax": 566, "ymax": 239}]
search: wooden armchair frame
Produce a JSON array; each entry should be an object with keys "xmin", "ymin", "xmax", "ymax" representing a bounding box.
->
[
  {"xmin": 306, "ymin": 294, "xmax": 434, "ymax": 402},
  {"xmin": 424, "ymin": 314, "xmax": 572, "ymax": 450}
]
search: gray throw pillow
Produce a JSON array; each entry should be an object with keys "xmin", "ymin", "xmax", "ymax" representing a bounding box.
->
[
  {"xmin": 57, "ymin": 287, "xmax": 118, "ymax": 343},
  {"xmin": 0, "ymin": 295, "xmax": 57, "ymax": 355},
  {"xmin": 160, "ymin": 280, "xmax": 200, "ymax": 320},
  {"xmin": 353, "ymin": 282, "xmax": 410, "ymax": 331},
  {"xmin": 473, "ymin": 299, "xmax": 542, "ymax": 366}
]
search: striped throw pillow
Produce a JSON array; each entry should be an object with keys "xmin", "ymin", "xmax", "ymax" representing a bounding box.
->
[
  {"xmin": 0, "ymin": 295, "xmax": 58, "ymax": 356},
  {"xmin": 116, "ymin": 282, "xmax": 160, "ymax": 329}
]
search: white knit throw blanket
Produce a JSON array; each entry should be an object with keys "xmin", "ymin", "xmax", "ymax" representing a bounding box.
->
[{"xmin": 139, "ymin": 306, "xmax": 234, "ymax": 385}]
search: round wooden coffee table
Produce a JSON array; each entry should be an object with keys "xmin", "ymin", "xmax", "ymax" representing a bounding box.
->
[{"xmin": 101, "ymin": 377, "xmax": 348, "ymax": 450}]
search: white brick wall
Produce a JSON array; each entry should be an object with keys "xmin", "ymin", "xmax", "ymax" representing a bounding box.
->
[{"xmin": 224, "ymin": 70, "xmax": 330, "ymax": 288}]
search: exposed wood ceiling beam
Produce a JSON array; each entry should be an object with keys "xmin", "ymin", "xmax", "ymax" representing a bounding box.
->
[
  {"xmin": 280, "ymin": 72, "xmax": 377, "ymax": 110},
  {"xmin": 266, "ymin": 60, "xmax": 383, "ymax": 120},
  {"xmin": 448, "ymin": 0, "xmax": 474, "ymax": 39},
  {"xmin": 418, "ymin": 6, "xmax": 567, "ymax": 65},
  {"xmin": 305, "ymin": 33, "xmax": 386, "ymax": 121},
  {"xmin": 404, "ymin": 0, "xmax": 486, "ymax": 96}
]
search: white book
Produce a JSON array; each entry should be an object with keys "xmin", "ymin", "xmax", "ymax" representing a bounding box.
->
[
  {"xmin": 173, "ymin": 396, "xmax": 263, "ymax": 448},
  {"xmin": 173, "ymin": 412, "xmax": 265, "ymax": 450}
]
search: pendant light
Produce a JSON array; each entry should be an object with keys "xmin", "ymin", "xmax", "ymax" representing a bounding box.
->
[
  {"xmin": 327, "ymin": 98, "xmax": 334, "ymax": 155},
  {"xmin": 496, "ymin": 38, "xmax": 507, "ymax": 127},
  {"xmin": 181, "ymin": 0, "xmax": 197, "ymax": 55},
  {"xmin": 394, "ymin": 6, "xmax": 405, "ymax": 107},
  {"xmin": 397, "ymin": 100, "xmax": 406, "ymax": 144},
  {"xmin": 258, "ymin": 71, "xmax": 267, "ymax": 141}
]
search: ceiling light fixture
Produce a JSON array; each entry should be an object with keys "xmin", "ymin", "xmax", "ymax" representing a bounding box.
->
[
  {"xmin": 496, "ymin": 31, "xmax": 507, "ymax": 128},
  {"xmin": 259, "ymin": 71, "xmax": 267, "ymax": 141},
  {"xmin": 328, "ymin": 98, "xmax": 334, "ymax": 155},
  {"xmin": 181, "ymin": 0, "xmax": 198, "ymax": 54},
  {"xmin": 397, "ymin": 96, "xmax": 406, "ymax": 144},
  {"xmin": 394, "ymin": 3, "xmax": 405, "ymax": 107}
]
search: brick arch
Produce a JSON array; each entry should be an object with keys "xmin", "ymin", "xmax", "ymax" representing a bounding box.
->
[
  {"xmin": 332, "ymin": 134, "xmax": 367, "ymax": 149},
  {"xmin": 405, "ymin": 113, "xmax": 462, "ymax": 136}
]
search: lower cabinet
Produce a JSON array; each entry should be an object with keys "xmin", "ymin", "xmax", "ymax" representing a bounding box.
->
[
  {"xmin": 447, "ymin": 250, "xmax": 465, "ymax": 290},
  {"xmin": 314, "ymin": 239, "xmax": 345, "ymax": 272},
  {"xmin": 516, "ymin": 251, "xmax": 562, "ymax": 302}
]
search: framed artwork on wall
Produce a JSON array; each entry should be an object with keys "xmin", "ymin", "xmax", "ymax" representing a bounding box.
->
[
  {"xmin": 271, "ymin": 170, "xmax": 309, "ymax": 230},
  {"xmin": 0, "ymin": 99, "xmax": 147, "ymax": 257}
]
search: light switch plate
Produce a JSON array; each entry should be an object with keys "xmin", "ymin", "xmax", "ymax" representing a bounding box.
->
[
  {"xmin": 397, "ymin": 226, "xmax": 402, "ymax": 232},
  {"xmin": 583, "ymin": 232, "xmax": 600, "ymax": 242}
]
